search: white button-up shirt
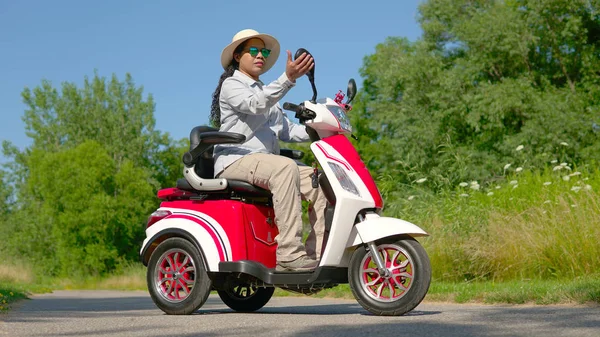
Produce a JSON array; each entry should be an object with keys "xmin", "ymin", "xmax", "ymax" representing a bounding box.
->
[{"xmin": 213, "ymin": 70, "xmax": 310, "ymax": 176}]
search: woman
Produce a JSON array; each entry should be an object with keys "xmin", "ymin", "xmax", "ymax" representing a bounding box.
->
[{"xmin": 210, "ymin": 29, "xmax": 326, "ymax": 271}]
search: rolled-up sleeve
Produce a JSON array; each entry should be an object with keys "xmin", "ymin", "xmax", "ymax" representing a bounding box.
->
[{"xmin": 220, "ymin": 72, "xmax": 295, "ymax": 115}]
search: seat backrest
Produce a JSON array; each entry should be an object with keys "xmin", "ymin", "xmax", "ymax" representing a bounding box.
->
[{"xmin": 189, "ymin": 125, "xmax": 218, "ymax": 179}]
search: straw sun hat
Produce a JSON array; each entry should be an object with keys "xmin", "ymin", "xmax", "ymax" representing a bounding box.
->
[{"xmin": 220, "ymin": 29, "xmax": 280, "ymax": 72}]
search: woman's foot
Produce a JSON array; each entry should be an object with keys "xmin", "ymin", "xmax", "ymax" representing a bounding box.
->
[{"xmin": 276, "ymin": 255, "xmax": 318, "ymax": 271}]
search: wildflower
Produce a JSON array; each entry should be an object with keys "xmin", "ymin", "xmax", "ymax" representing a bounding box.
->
[
  {"xmin": 513, "ymin": 184, "xmax": 519, "ymax": 189},
  {"xmin": 584, "ymin": 185, "xmax": 592, "ymax": 191},
  {"xmin": 487, "ymin": 192, "xmax": 494, "ymax": 196},
  {"xmin": 504, "ymin": 163, "xmax": 512, "ymax": 170},
  {"xmin": 510, "ymin": 180, "xmax": 518, "ymax": 185},
  {"xmin": 516, "ymin": 145, "xmax": 524, "ymax": 151},
  {"xmin": 569, "ymin": 172, "xmax": 581, "ymax": 177},
  {"xmin": 515, "ymin": 167, "xmax": 523, "ymax": 173},
  {"xmin": 553, "ymin": 166, "xmax": 563, "ymax": 171},
  {"xmin": 563, "ymin": 175, "xmax": 570, "ymax": 181},
  {"xmin": 459, "ymin": 193, "xmax": 469, "ymax": 197},
  {"xmin": 544, "ymin": 200, "xmax": 551, "ymax": 204},
  {"xmin": 459, "ymin": 182, "xmax": 468, "ymax": 187},
  {"xmin": 543, "ymin": 182, "xmax": 552, "ymax": 186},
  {"xmin": 408, "ymin": 195, "xmax": 415, "ymax": 201},
  {"xmin": 495, "ymin": 185, "xmax": 501, "ymax": 189},
  {"xmin": 583, "ymin": 178, "xmax": 589, "ymax": 181},
  {"xmin": 560, "ymin": 142, "xmax": 569, "ymax": 146},
  {"xmin": 571, "ymin": 186, "xmax": 581, "ymax": 192},
  {"xmin": 550, "ymin": 159, "xmax": 558, "ymax": 164},
  {"xmin": 560, "ymin": 162, "xmax": 568, "ymax": 167},
  {"xmin": 416, "ymin": 178, "xmax": 427, "ymax": 184},
  {"xmin": 470, "ymin": 184, "xmax": 480, "ymax": 191},
  {"xmin": 571, "ymin": 204, "xmax": 577, "ymax": 208}
]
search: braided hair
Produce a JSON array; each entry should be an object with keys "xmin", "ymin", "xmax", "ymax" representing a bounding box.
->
[{"xmin": 209, "ymin": 42, "xmax": 247, "ymax": 128}]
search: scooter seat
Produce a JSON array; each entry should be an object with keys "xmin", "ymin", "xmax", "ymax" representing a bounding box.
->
[{"xmin": 176, "ymin": 178, "xmax": 272, "ymax": 198}]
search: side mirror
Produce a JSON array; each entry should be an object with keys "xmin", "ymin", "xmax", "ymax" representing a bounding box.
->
[
  {"xmin": 294, "ymin": 48, "xmax": 317, "ymax": 103},
  {"xmin": 346, "ymin": 78, "xmax": 357, "ymax": 104}
]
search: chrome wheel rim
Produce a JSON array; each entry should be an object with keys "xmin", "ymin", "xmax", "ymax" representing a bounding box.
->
[
  {"xmin": 359, "ymin": 244, "xmax": 414, "ymax": 302},
  {"xmin": 154, "ymin": 248, "xmax": 196, "ymax": 303}
]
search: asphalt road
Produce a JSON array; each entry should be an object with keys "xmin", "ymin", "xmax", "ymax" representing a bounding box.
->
[{"xmin": 0, "ymin": 290, "xmax": 598, "ymax": 337}]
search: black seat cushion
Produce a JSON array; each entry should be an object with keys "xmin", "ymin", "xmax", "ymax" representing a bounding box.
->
[{"xmin": 176, "ymin": 178, "xmax": 272, "ymax": 198}]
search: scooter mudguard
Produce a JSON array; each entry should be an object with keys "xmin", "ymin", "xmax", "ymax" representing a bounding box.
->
[
  {"xmin": 141, "ymin": 217, "xmax": 230, "ymax": 272},
  {"xmin": 346, "ymin": 213, "xmax": 429, "ymax": 247}
]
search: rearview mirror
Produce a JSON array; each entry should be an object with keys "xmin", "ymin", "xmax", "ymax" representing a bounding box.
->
[
  {"xmin": 346, "ymin": 78, "xmax": 357, "ymax": 104},
  {"xmin": 294, "ymin": 48, "xmax": 317, "ymax": 103}
]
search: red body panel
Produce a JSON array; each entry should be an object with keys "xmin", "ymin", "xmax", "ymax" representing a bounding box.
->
[
  {"xmin": 156, "ymin": 197, "xmax": 278, "ymax": 268},
  {"xmin": 322, "ymin": 135, "xmax": 384, "ymax": 209}
]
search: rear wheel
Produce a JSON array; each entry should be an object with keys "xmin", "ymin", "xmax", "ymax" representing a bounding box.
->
[
  {"xmin": 147, "ymin": 237, "xmax": 212, "ymax": 315},
  {"xmin": 348, "ymin": 236, "xmax": 431, "ymax": 316},
  {"xmin": 217, "ymin": 284, "xmax": 274, "ymax": 312}
]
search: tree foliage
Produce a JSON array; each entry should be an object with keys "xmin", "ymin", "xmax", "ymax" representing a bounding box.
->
[
  {"xmin": 1, "ymin": 72, "xmax": 187, "ymax": 277},
  {"xmin": 353, "ymin": 0, "xmax": 600, "ymax": 190}
]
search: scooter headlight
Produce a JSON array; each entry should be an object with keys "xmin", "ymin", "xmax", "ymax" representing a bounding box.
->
[
  {"xmin": 327, "ymin": 106, "xmax": 352, "ymax": 132},
  {"xmin": 328, "ymin": 162, "xmax": 360, "ymax": 197}
]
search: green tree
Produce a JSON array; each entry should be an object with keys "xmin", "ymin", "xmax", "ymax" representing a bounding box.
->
[
  {"xmin": 1, "ymin": 72, "xmax": 186, "ymax": 277},
  {"xmin": 352, "ymin": 0, "xmax": 600, "ymax": 193}
]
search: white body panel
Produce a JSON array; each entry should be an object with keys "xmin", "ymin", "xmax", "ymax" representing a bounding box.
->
[
  {"xmin": 140, "ymin": 208, "xmax": 232, "ymax": 271},
  {"xmin": 346, "ymin": 213, "xmax": 429, "ymax": 247},
  {"xmin": 311, "ymin": 141, "xmax": 376, "ymax": 267}
]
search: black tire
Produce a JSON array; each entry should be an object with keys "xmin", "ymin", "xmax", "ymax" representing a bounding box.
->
[
  {"xmin": 147, "ymin": 237, "xmax": 212, "ymax": 315},
  {"xmin": 348, "ymin": 236, "xmax": 431, "ymax": 316},
  {"xmin": 217, "ymin": 284, "xmax": 274, "ymax": 312}
]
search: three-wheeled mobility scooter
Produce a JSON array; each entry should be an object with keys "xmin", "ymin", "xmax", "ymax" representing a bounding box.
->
[{"xmin": 140, "ymin": 49, "xmax": 431, "ymax": 316}]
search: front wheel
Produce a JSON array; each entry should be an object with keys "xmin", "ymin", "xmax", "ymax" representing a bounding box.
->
[
  {"xmin": 348, "ymin": 236, "xmax": 431, "ymax": 316},
  {"xmin": 217, "ymin": 284, "xmax": 274, "ymax": 312}
]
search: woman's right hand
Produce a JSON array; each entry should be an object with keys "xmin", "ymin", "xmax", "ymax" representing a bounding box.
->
[{"xmin": 285, "ymin": 50, "xmax": 314, "ymax": 82}]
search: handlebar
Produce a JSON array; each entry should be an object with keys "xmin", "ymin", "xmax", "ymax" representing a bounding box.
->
[{"xmin": 283, "ymin": 102, "xmax": 316, "ymax": 121}]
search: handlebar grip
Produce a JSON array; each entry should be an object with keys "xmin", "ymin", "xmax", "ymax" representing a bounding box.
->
[{"xmin": 283, "ymin": 102, "xmax": 300, "ymax": 112}]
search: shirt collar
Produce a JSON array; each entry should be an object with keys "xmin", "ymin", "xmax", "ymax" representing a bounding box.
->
[{"xmin": 233, "ymin": 70, "xmax": 263, "ymax": 86}]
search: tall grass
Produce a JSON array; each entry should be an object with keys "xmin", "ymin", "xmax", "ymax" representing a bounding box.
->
[{"xmin": 382, "ymin": 165, "xmax": 600, "ymax": 282}]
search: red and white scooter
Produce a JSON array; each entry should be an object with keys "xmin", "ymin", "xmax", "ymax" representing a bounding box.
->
[{"xmin": 140, "ymin": 49, "xmax": 431, "ymax": 316}]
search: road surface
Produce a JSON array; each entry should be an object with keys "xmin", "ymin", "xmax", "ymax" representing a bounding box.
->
[{"xmin": 0, "ymin": 290, "xmax": 598, "ymax": 336}]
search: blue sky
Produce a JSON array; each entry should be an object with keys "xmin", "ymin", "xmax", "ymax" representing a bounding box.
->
[{"xmin": 0, "ymin": 0, "xmax": 423, "ymax": 162}]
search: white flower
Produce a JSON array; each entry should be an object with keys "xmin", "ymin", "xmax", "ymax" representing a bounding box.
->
[
  {"xmin": 551, "ymin": 159, "xmax": 558, "ymax": 164},
  {"xmin": 471, "ymin": 181, "xmax": 478, "ymax": 185},
  {"xmin": 408, "ymin": 195, "xmax": 415, "ymax": 201},
  {"xmin": 543, "ymin": 182, "xmax": 552, "ymax": 186},
  {"xmin": 459, "ymin": 182, "xmax": 468, "ymax": 187},
  {"xmin": 516, "ymin": 167, "xmax": 523, "ymax": 173},
  {"xmin": 569, "ymin": 172, "xmax": 581, "ymax": 177},
  {"xmin": 470, "ymin": 184, "xmax": 480, "ymax": 191},
  {"xmin": 571, "ymin": 186, "xmax": 581, "ymax": 192},
  {"xmin": 584, "ymin": 184, "xmax": 592, "ymax": 191},
  {"xmin": 416, "ymin": 178, "xmax": 427, "ymax": 184},
  {"xmin": 516, "ymin": 145, "xmax": 524, "ymax": 151},
  {"xmin": 513, "ymin": 184, "xmax": 519, "ymax": 189},
  {"xmin": 487, "ymin": 192, "xmax": 494, "ymax": 196},
  {"xmin": 553, "ymin": 165, "xmax": 563, "ymax": 171},
  {"xmin": 571, "ymin": 204, "xmax": 577, "ymax": 208},
  {"xmin": 504, "ymin": 163, "xmax": 512, "ymax": 170},
  {"xmin": 560, "ymin": 162, "xmax": 568, "ymax": 167},
  {"xmin": 510, "ymin": 180, "xmax": 518, "ymax": 185},
  {"xmin": 459, "ymin": 193, "xmax": 469, "ymax": 197},
  {"xmin": 563, "ymin": 175, "xmax": 570, "ymax": 181},
  {"xmin": 560, "ymin": 142, "xmax": 569, "ymax": 146},
  {"xmin": 543, "ymin": 200, "xmax": 551, "ymax": 204},
  {"xmin": 495, "ymin": 185, "xmax": 501, "ymax": 189},
  {"xmin": 583, "ymin": 178, "xmax": 589, "ymax": 181}
]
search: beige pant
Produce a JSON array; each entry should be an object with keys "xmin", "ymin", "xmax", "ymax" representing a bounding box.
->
[{"xmin": 217, "ymin": 153, "xmax": 327, "ymax": 262}]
